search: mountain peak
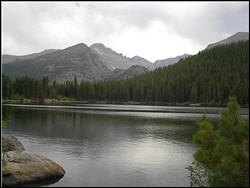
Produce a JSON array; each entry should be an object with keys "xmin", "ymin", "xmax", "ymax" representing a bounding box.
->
[
  {"xmin": 90, "ymin": 43, "xmax": 106, "ymax": 49},
  {"xmin": 131, "ymin": 55, "xmax": 142, "ymax": 60},
  {"xmin": 90, "ymin": 43, "xmax": 123, "ymax": 59},
  {"xmin": 71, "ymin": 43, "xmax": 88, "ymax": 48},
  {"xmin": 63, "ymin": 43, "xmax": 89, "ymax": 53}
]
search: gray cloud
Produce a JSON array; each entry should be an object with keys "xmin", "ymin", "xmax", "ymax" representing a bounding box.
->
[
  {"xmin": 2, "ymin": 2, "xmax": 249, "ymax": 61},
  {"xmin": 169, "ymin": 2, "xmax": 249, "ymax": 45},
  {"xmin": 86, "ymin": 3, "xmax": 167, "ymax": 29},
  {"xmin": 82, "ymin": 2, "xmax": 249, "ymax": 45}
]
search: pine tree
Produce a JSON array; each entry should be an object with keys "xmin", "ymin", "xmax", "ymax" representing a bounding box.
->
[{"xmin": 187, "ymin": 96, "xmax": 249, "ymax": 187}]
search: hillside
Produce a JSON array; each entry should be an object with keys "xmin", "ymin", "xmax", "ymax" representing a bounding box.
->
[
  {"xmin": 81, "ymin": 40, "xmax": 249, "ymax": 105},
  {"xmin": 129, "ymin": 40, "xmax": 249, "ymax": 105}
]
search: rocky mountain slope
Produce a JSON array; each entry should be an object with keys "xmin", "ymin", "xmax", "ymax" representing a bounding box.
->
[
  {"xmin": 90, "ymin": 43, "xmax": 153, "ymax": 70},
  {"xmin": 206, "ymin": 32, "xmax": 249, "ymax": 49},
  {"xmin": 105, "ymin": 65, "xmax": 148, "ymax": 81},
  {"xmin": 3, "ymin": 43, "xmax": 112, "ymax": 83},
  {"xmin": 2, "ymin": 43, "xmax": 153, "ymax": 83},
  {"xmin": 2, "ymin": 49, "xmax": 57, "ymax": 64},
  {"xmin": 153, "ymin": 54, "xmax": 191, "ymax": 69}
]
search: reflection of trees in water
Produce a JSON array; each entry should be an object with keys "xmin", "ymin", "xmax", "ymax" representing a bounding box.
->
[
  {"xmin": 2, "ymin": 106, "xmax": 13, "ymax": 120},
  {"xmin": 4, "ymin": 106, "xmax": 204, "ymax": 158},
  {"xmin": 5, "ymin": 107, "xmax": 200, "ymax": 140}
]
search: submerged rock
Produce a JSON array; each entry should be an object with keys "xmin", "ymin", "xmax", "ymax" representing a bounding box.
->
[{"xmin": 2, "ymin": 135, "xmax": 65, "ymax": 186}]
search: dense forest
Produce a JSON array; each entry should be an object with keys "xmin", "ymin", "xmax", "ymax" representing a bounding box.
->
[{"xmin": 2, "ymin": 40, "xmax": 249, "ymax": 106}]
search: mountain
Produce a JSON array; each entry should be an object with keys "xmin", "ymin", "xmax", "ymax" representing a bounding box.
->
[
  {"xmin": 153, "ymin": 54, "xmax": 191, "ymax": 69},
  {"xmin": 206, "ymin": 32, "xmax": 249, "ymax": 50},
  {"xmin": 2, "ymin": 42, "xmax": 191, "ymax": 83},
  {"xmin": 2, "ymin": 43, "xmax": 112, "ymax": 83},
  {"xmin": 90, "ymin": 43, "xmax": 153, "ymax": 70},
  {"xmin": 105, "ymin": 65, "xmax": 148, "ymax": 81},
  {"xmin": 2, "ymin": 49, "xmax": 57, "ymax": 64}
]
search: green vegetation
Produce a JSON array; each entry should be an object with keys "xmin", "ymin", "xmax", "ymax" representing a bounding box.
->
[
  {"xmin": 2, "ymin": 41, "xmax": 249, "ymax": 106},
  {"xmin": 2, "ymin": 119, "xmax": 9, "ymax": 129},
  {"xmin": 186, "ymin": 96, "xmax": 249, "ymax": 187}
]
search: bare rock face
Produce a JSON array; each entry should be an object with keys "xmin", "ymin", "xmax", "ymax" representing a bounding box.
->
[
  {"xmin": 105, "ymin": 65, "xmax": 148, "ymax": 81},
  {"xmin": 90, "ymin": 43, "xmax": 153, "ymax": 70},
  {"xmin": 2, "ymin": 135, "xmax": 65, "ymax": 186},
  {"xmin": 206, "ymin": 32, "xmax": 249, "ymax": 50},
  {"xmin": 153, "ymin": 54, "xmax": 191, "ymax": 70}
]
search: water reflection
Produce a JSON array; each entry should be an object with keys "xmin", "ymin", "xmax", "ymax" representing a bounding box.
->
[
  {"xmin": 4, "ymin": 107, "xmax": 200, "ymax": 143},
  {"xmin": 2, "ymin": 105, "xmax": 249, "ymax": 187}
]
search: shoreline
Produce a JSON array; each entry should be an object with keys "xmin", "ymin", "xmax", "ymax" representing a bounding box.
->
[{"xmin": 2, "ymin": 99, "xmax": 249, "ymax": 108}]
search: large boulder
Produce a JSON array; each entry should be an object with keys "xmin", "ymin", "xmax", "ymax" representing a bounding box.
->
[{"xmin": 2, "ymin": 135, "xmax": 65, "ymax": 186}]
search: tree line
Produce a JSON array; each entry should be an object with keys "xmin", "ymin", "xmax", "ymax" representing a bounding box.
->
[{"xmin": 2, "ymin": 40, "xmax": 249, "ymax": 106}]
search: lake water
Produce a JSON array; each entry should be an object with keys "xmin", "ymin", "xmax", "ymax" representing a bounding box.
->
[{"xmin": 2, "ymin": 104, "xmax": 249, "ymax": 187}]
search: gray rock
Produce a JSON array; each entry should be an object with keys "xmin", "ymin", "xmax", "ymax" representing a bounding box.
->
[
  {"xmin": 2, "ymin": 49, "xmax": 57, "ymax": 64},
  {"xmin": 2, "ymin": 135, "xmax": 65, "ymax": 186},
  {"xmin": 205, "ymin": 32, "xmax": 249, "ymax": 50},
  {"xmin": 2, "ymin": 135, "xmax": 25, "ymax": 153},
  {"xmin": 90, "ymin": 43, "xmax": 153, "ymax": 70},
  {"xmin": 106, "ymin": 65, "xmax": 148, "ymax": 81},
  {"xmin": 152, "ymin": 54, "xmax": 191, "ymax": 70}
]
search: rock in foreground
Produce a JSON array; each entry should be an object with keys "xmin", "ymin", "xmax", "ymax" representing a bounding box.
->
[{"xmin": 2, "ymin": 135, "xmax": 65, "ymax": 186}]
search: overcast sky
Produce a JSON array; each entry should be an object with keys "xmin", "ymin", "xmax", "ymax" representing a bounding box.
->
[{"xmin": 2, "ymin": 1, "xmax": 249, "ymax": 62}]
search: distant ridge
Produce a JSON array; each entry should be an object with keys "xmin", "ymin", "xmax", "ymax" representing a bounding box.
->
[
  {"xmin": 2, "ymin": 49, "xmax": 57, "ymax": 64},
  {"xmin": 153, "ymin": 54, "xmax": 191, "ymax": 69},
  {"xmin": 206, "ymin": 32, "xmax": 249, "ymax": 50}
]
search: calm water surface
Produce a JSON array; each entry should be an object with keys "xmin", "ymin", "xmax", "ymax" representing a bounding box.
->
[{"xmin": 2, "ymin": 104, "xmax": 249, "ymax": 187}]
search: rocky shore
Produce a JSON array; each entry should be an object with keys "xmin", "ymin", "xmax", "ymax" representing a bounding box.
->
[{"xmin": 2, "ymin": 135, "xmax": 65, "ymax": 186}]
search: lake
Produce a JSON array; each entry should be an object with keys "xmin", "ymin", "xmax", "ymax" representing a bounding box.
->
[{"xmin": 2, "ymin": 104, "xmax": 249, "ymax": 187}]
